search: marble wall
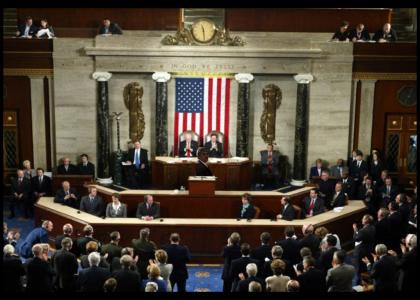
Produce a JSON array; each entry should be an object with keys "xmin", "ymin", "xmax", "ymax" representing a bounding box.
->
[{"xmin": 52, "ymin": 32, "xmax": 354, "ymax": 179}]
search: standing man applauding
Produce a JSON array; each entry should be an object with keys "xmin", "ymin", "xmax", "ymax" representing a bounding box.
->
[{"xmin": 126, "ymin": 141, "xmax": 149, "ymax": 188}]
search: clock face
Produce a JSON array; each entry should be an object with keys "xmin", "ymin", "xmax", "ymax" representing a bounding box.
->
[
  {"xmin": 191, "ymin": 19, "xmax": 216, "ymax": 43},
  {"xmin": 398, "ymin": 86, "xmax": 417, "ymax": 107}
]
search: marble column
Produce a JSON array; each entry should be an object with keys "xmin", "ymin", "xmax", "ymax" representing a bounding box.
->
[
  {"xmin": 291, "ymin": 74, "xmax": 314, "ymax": 186},
  {"xmin": 358, "ymin": 80, "xmax": 377, "ymax": 156},
  {"xmin": 235, "ymin": 73, "xmax": 254, "ymax": 157},
  {"xmin": 152, "ymin": 72, "xmax": 171, "ymax": 156},
  {"xmin": 29, "ymin": 75, "xmax": 47, "ymax": 170},
  {"xmin": 92, "ymin": 72, "xmax": 112, "ymax": 178}
]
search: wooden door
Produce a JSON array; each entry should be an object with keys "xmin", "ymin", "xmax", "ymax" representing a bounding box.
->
[
  {"xmin": 3, "ymin": 111, "xmax": 20, "ymax": 186},
  {"xmin": 384, "ymin": 114, "xmax": 417, "ymax": 185}
]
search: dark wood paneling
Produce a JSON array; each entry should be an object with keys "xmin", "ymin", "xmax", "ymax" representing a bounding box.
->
[
  {"xmin": 3, "ymin": 77, "xmax": 34, "ymax": 168},
  {"xmin": 371, "ymin": 80, "xmax": 417, "ymax": 151},
  {"xmin": 95, "ymin": 189, "xmax": 309, "ymax": 219},
  {"xmin": 3, "ymin": 38, "xmax": 53, "ymax": 69},
  {"xmin": 34, "ymin": 202, "xmax": 366, "ymax": 263},
  {"xmin": 17, "ymin": 8, "xmax": 180, "ymax": 37},
  {"xmin": 152, "ymin": 160, "xmax": 252, "ymax": 190},
  {"xmin": 353, "ymin": 43, "xmax": 417, "ymax": 73},
  {"xmin": 226, "ymin": 8, "xmax": 391, "ymax": 32}
]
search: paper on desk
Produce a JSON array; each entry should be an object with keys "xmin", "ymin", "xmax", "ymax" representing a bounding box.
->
[
  {"xmin": 121, "ymin": 162, "xmax": 130, "ymax": 165},
  {"xmin": 333, "ymin": 207, "xmax": 344, "ymax": 212},
  {"xmin": 355, "ymin": 241, "xmax": 362, "ymax": 247}
]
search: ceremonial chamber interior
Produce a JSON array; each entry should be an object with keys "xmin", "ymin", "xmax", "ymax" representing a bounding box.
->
[{"xmin": 2, "ymin": 7, "xmax": 417, "ymax": 293}]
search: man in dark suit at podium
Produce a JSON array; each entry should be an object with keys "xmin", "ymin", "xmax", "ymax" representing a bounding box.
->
[
  {"xmin": 78, "ymin": 154, "xmax": 95, "ymax": 176},
  {"xmin": 125, "ymin": 141, "xmax": 149, "ymax": 188},
  {"xmin": 57, "ymin": 157, "xmax": 79, "ymax": 175},
  {"xmin": 204, "ymin": 133, "xmax": 223, "ymax": 158},
  {"xmin": 179, "ymin": 132, "xmax": 199, "ymax": 157},
  {"xmin": 196, "ymin": 147, "xmax": 213, "ymax": 176}
]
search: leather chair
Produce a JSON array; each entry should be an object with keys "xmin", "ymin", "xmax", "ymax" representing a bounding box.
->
[{"xmin": 253, "ymin": 206, "xmax": 261, "ymax": 219}]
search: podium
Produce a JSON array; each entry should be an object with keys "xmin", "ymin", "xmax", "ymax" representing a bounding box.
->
[{"xmin": 188, "ymin": 176, "xmax": 216, "ymax": 196}]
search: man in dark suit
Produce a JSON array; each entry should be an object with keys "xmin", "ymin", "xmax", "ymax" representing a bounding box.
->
[
  {"xmin": 330, "ymin": 182, "xmax": 347, "ymax": 208},
  {"xmin": 298, "ymin": 224, "xmax": 321, "ymax": 259},
  {"xmin": 101, "ymin": 231, "xmax": 122, "ymax": 264},
  {"xmin": 54, "ymin": 181, "xmax": 80, "ymax": 209},
  {"xmin": 98, "ymin": 18, "xmax": 123, "ymax": 35},
  {"xmin": 25, "ymin": 244, "xmax": 54, "ymax": 292},
  {"xmin": 79, "ymin": 186, "xmax": 104, "ymax": 217},
  {"xmin": 277, "ymin": 196, "xmax": 295, "ymax": 221},
  {"xmin": 222, "ymin": 232, "xmax": 242, "ymax": 292},
  {"xmin": 126, "ymin": 140, "xmax": 149, "ymax": 188},
  {"xmin": 349, "ymin": 151, "xmax": 368, "ymax": 185},
  {"xmin": 10, "ymin": 169, "xmax": 33, "ymax": 218},
  {"xmin": 238, "ymin": 193, "xmax": 256, "ymax": 219},
  {"xmin": 276, "ymin": 226, "xmax": 300, "ymax": 265},
  {"xmin": 3, "ymin": 244, "xmax": 25, "ymax": 292},
  {"xmin": 131, "ymin": 228, "xmax": 156, "ymax": 280},
  {"xmin": 348, "ymin": 23, "xmax": 371, "ymax": 42},
  {"xmin": 163, "ymin": 233, "xmax": 191, "ymax": 292},
  {"xmin": 179, "ymin": 132, "xmax": 199, "ymax": 157},
  {"xmin": 229, "ymin": 243, "xmax": 260, "ymax": 292},
  {"xmin": 378, "ymin": 177, "xmax": 398, "ymax": 207},
  {"xmin": 340, "ymin": 169, "xmax": 356, "ymax": 199},
  {"xmin": 318, "ymin": 170, "xmax": 336, "ymax": 205},
  {"xmin": 326, "ymin": 250, "xmax": 356, "ymax": 292},
  {"xmin": 374, "ymin": 208, "xmax": 391, "ymax": 247},
  {"xmin": 394, "ymin": 234, "xmax": 417, "ymax": 292},
  {"xmin": 303, "ymin": 189, "xmax": 325, "ymax": 217},
  {"xmin": 387, "ymin": 201, "xmax": 404, "ymax": 253},
  {"xmin": 309, "ymin": 158, "xmax": 325, "ymax": 180},
  {"xmin": 76, "ymin": 225, "xmax": 101, "ymax": 257},
  {"xmin": 331, "ymin": 21, "xmax": 349, "ymax": 41},
  {"xmin": 262, "ymin": 245, "xmax": 295, "ymax": 280},
  {"xmin": 55, "ymin": 223, "xmax": 77, "ymax": 254},
  {"xmin": 260, "ymin": 144, "xmax": 281, "ymax": 187},
  {"xmin": 77, "ymin": 153, "xmax": 95, "ymax": 176},
  {"xmin": 363, "ymin": 244, "xmax": 398, "ymax": 292},
  {"xmin": 204, "ymin": 133, "xmax": 223, "ymax": 158},
  {"xmin": 112, "ymin": 255, "xmax": 141, "ymax": 292},
  {"xmin": 196, "ymin": 147, "xmax": 213, "ymax": 176},
  {"xmin": 57, "ymin": 157, "xmax": 79, "ymax": 175},
  {"xmin": 77, "ymin": 252, "xmax": 111, "ymax": 292},
  {"xmin": 358, "ymin": 176, "xmax": 377, "ymax": 215},
  {"xmin": 373, "ymin": 23, "xmax": 397, "ymax": 42},
  {"xmin": 18, "ymin": 220, "xmax": 53, "ymax": 259},
  {"xmin": 136, "ymin": 194, "xmax": 160, "ymax": 220},
  {"xmin": 296, "ymin": 256, "xmax": 326, "ymax": 292},
  {"xmin": 31, "ymin": 168, "xmax": 52, "ymax": 201},
  {"xmin": 329, "ymin": 158, "xmax": 345, "ymax": 178},
  {"xmin": 235, "ymin": 262, "xmax": 265, "ymax": 292},
  {"xmin": 251, "ymin": 232, "xmax": 272, "ymax": 265},
  {"xmin": 317, "ymin": 235, "xmax": 338, "ymax": 275},
  {"xmin": 16, "ymin": 16, "xmax": 38, "ymax": 38},
  {"xmin": 352, "ymin": 214, "xmax": 376, "ymax": 278},
  {"xmin": 51, "ymin": 237, "xmax": 78, "ymax": 291}
]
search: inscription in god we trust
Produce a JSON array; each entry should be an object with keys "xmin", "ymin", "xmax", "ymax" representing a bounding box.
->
[{"xmin": 171, "ymin": 63, "xmax": 235, "ymax": 71}]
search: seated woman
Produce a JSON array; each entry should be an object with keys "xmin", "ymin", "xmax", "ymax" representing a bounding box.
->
[
  {"xmin": 238, "ymin": 193, "xmax": 256, "ymax": 219},
  {"xmin": 36, "ymin": 19, "xmax": 54, "ymax": 39},
  {"xmin": 276, "ymin": 197, "xmax": 295, "ymax": 221},
  {"xmin": 22, "ymin": 159, "xmax": 35, "ymax": 179},
  {"xmin": 105, "ymin": 193, "xmax": 127, "ymax": 218}
]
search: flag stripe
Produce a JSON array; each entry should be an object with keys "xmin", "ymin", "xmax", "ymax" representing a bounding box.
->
[
  {"xmin": 216, "ymin": 78, "xmax": 222, "ymax": 132},
  {"xmin": 212, "ymin": 79, "xmax": 217, "ymax": 130},
  {"xmin": 208, "ymin": 78, "xmax": 213, "ymax": 137},
  {"xmin": 174, "ymin": 111, "xmax": 179, "ymax": 156}
]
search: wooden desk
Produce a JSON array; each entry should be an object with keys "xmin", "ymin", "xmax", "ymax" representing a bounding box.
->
[
  {"xmin": 35, "ymin": 197, "xmax": 367, "ymax": 263},
  {"xmin": 90, "ymin": 184, "xmax": 312, "ymax": 219},
  {"xmin": 152, "ymin": 157, "xmax": 252, "ymax": 190},
  {"xmin": 52, "ymin": 175, "xmax": 93, "ymax": 194}
]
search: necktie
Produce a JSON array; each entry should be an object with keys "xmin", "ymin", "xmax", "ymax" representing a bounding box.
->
[
  {"xmin": 268, "ymin": 152, "xmax": 272, "ymax": 172},
  {"xmin": 387, "ymin": 186, "xmax": 390, "ymax": 195},
  {"xmin": 357, "ymin": 161, "xmax": 361, "ymax": 168},
  {"xmin": 18, "ymin": 178, "xmax": 22, "ymax": 186},
  {"xmin": 186, "ymin": 142, "xmax": 191, "ymax": 157},
  {"xmin": 39, "ymin": 176, "xmax": 42, "ymax": 184},
  {"xmin": 308, "ymin": 198, "xmax": 315, "ymax": 214},
  {"xmin": 65, "ymin": 166, "xmax": 68, "ymax": 172},
  {"xmin": 135, "ymin": 150, "xmax": 140, "ymax": 169}
]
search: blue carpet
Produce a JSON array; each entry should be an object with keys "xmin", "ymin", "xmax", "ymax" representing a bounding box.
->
[{"xmin": 185, "ymin": 266, "xmax": 223, "ymax": 292}]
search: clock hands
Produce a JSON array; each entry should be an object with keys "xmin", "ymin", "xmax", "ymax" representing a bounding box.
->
[{"xmin": 201, "ymin": 25, "xmax": 205, "ymax": 40}]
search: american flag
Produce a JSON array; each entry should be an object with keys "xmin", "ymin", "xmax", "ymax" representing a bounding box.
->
[{"xmin": 174, "ymin": 77, "xmax": 231, "ymax": 156}]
